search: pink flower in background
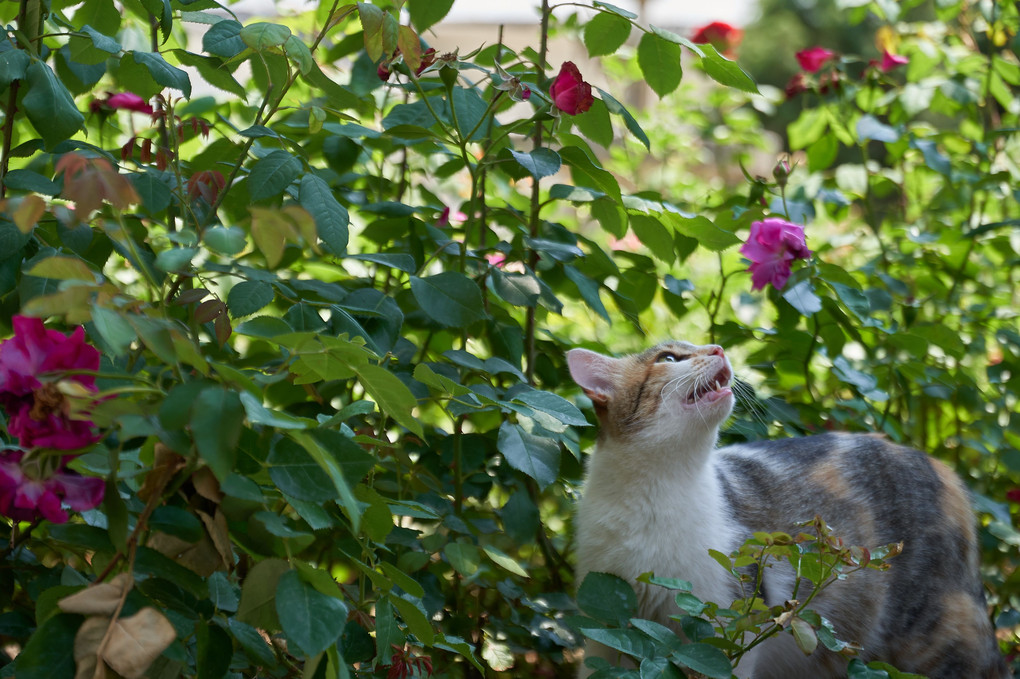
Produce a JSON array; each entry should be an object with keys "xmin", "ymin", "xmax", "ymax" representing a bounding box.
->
[
  {"xmin": 795, "ymin": 47, "xmax": 836, "ymax": 73},
  {"xmin": 486, "ymin": 253, "xmax": 507, "ymax": 268},
  {"xmin": 0, "ymin": 316, "xmax": 100, "ymax": 449},
  {"xmin": 1007, "ymin": 488, "xmax": 1020, "ymax": 504},
  {"xmin": 549, "ymin": 62, "xmax": 594, "ymax": 115},
  {"xmin": 740, "ymin": 218, "xmax": 812, "ymax": 291},
  {"xmin": 0, "ymin": 450, "xmax": 104, "ymax": 524},
  {"xmin": 90, "ymin": 92, "xmax": 154, "ymax": 115},
  {"xmin": 691, "ymin": 21, "xmax": 743, "ymax": 56},
  {"xmin": 784, "ymin": 72, "xmax": 807, "ymax": 99},
  {"xmin": 436, "ymin": 206, "xmax": 467, "ymax": 228},
  {"xmin": 879, "ymin": 50, "xmax": 909, "ymax": 72}
]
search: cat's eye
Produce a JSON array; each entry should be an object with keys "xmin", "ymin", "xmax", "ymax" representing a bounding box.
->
[{"xmin": 657, "ymin": 352, "xmax": 688, "ymax": 363}]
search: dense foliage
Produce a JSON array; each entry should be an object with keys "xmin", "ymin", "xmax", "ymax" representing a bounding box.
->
[{"xmin": 0, "ymin": 0, "xmax": 1017, "ymax": 677}]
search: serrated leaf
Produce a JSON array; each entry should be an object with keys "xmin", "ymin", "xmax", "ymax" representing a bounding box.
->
[
  {"xmin": 670, "ymin": 642, "xmax": 733, "ymax": 679},
  {"xmin": 356, "ymin": 363, "xmax": 423, "ymax": 437},
  {"xmin": 583, "ymin": 11, "xmax": 631, "ymax": 57},
  {"xmin": 203, "ymin": 20, "xmax": 245, "ymax": 58},
  {"xmin": 227, "ymin": 280, "xmax": 275, "ymax": 317},
  {"xmin": 637, "ymin": 32, "xmax": 682, "ymax": 97},
  {"xmin": 659, "ymin": 212, "xmax": 740, "ymax": 251},
  {"xmin": 249, "ymin": 150, "xmax": 302, "ymax": 202},
  {"xmin": 240, "ymin": 22, "xmax": 292, "ymax": 50},
  {"xmin": 22, "ymin": 61, "xmax": 84, "ymax": 149},
  {"xmin": 407, "ymin": 0, "xmax": 454, "ymax": 32},
  {"xmin": 410, "ymin": 272, "xmax": 487, "ymax": 328},
  {"xmin": 190, "ymin": 387, "xmax": 244, "ymax": 481},
  {"xmin": 496, "ymin": 421, "xmax": 560, "ymax": 489},
  {"xmin": 577, "ymin": 572, "xmax": 637, "ymax": 625},
  {"xmin": 284, "ymin": 35, "xmax": 313, "ymax": 74},
  {"xmin": 509, "ymin": 148, "xmax": 561, "ymax": 179},
  {"xmin": 699, "ymin": 43, "xmax": 758, "ymax": 93},
  {"xmin": 174, "ymin": 49, "xmax": 247, "ymax": 99},
  {"xmin": 276, "ymin": 570, "xmax": 348, "ymax": 656},
  {"xmin": 298, "ymin": 173, "xmax": 349, "ymax": 255},
  {"xmin": 133, "ymin": 51, "xmax": 192, "ymax": 97}
]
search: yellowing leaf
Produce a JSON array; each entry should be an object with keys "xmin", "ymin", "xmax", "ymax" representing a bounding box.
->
[{"xmin": 12, "ymin": 195, "xmax": 46, "ymax": 234}]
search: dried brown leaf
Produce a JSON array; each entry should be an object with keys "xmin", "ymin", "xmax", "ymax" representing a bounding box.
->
[
  {"xmin": 59, "ymin": 573, "xmax": 133, "ymax": 617},
  {"xmin": 191, "ymin": 467, "xmax": 223, "ymax": 503},
  {"xmin": 137, "ymin": 443, "xmax": 186, "ymax": 503},
  {"xmin": 197, "ymin": 508, "xmax": 233, "ymax": 571},
  {"xmin": 103, "ymin": 607, "xmax": 177, "ymax": 679}
]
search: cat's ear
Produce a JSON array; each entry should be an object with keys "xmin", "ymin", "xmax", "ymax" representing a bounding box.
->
[{"xmin": 567, "ymin": 349, "xmax": 618, "ymax": 406}]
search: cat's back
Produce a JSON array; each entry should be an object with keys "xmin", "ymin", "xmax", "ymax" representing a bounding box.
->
[{"xmin": 714, "ymin": 432, "xmax": 1008, "ymax": 678}]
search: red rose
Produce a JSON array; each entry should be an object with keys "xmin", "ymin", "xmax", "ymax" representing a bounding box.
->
[
  {"xmin": 549, "ymin": 62, "xmax": 594, "ymax": 115},
  {"xmin": 796, "ymin": 46, "xmax": 836, "ymax": 73},
  {"xmin": 691, "ymin": 21, "xmax": 743, "ymax": 56}
]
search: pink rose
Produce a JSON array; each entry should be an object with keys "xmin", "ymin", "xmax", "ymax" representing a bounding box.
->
[
  {"xmin": 740, "ymin": 218, "xmax": 812, "ymax": 291},
  {"xmin": 91, "ymin": 92, "xmax": 155, "ymax": 115},
  {"xmin": 486, "ymin": 253, "xmax": 506, "ymax": 268},
  {"xmin": 879, "ymin": 50, "xmax": 909, "ymax": 72},
  {"xmin": 436, "ymin": 206, "xmax": 467, "ymax": 228},
  {"xmin": 795, "ymin": 47, "xmax": 836, "ymax": 73},
  {"xmin": 549, "ymin": 62, "xmax": 594, "ymax": 115},
  {"xmin": 0, "ymin": 316, "xmax": 101, "ymax": 449},
  {"xmin": 691, "ymin": 21, "xmax": 743, "ymax": 56},
  {"xmin": 0, "ymin": 450, "xmax": 104, "ymax": 524}
]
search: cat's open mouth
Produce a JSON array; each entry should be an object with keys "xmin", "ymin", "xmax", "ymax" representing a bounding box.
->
[{"xmin": 685, "ymin": 366, "xmax": 733, "ymax": 405}]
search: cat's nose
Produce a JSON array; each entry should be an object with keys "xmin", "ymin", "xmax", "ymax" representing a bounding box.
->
[{"xmin": 709, "ymin": 345, "xmax": 724, "ymax": 357}]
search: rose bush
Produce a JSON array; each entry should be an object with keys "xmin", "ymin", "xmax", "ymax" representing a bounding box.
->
[{"xmin": 0, "ymin": 0, "xmax": 1016, "ymax": 677}]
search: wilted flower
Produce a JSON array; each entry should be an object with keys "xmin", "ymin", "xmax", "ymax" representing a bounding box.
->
[
  {"xmin": 377, "ymin": 62, "xmax": 392, "ymax": 81},
  {"xmin": 0, "ymin": 450, "xmax": 104, "ymax": 524},
  {"xmin": 416, "ymin": 48, "xmax": 437, "ymax": 76},
  {"xmin": 90, "ymin": 92, "xmax": 154, "ymax": 115},
  {"xmin": 549, "ymin": 62, "xmax": 594, "ymax": 115},
  {"xmin": 493, "ymin": 63, "xmax": 532, "ymax": 103},
  {"xmin": 0, "ymin": 316, "xmax": 101, "ymax": 450},
  {"xmin": 740, "ymin": 218, "xmax": 812, "ymax": 291},
  {"xmin": 784, "ymin": 72, "xmax": 807, "ymax": 99},
  {"xmin": 691, "ymin": 21, "xmax": 743, "ymax": 56},
  {"xmin": 878, "ymin": 50, "xmax": 909, "ymax": 72},
  {"xmin": 795, "ymin": 46, "xmax": 836, "ymax": 73},
  {"xmin": 1007, "ymin": 488, "xmax": 1020, "ymax": 504}
]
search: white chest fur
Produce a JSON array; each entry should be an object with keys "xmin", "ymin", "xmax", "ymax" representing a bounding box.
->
[{"xmin": 575, "ymin": 439, "xmax": 740, "ymax": 624}]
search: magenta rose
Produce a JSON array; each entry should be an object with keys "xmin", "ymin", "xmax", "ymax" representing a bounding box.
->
[
  {"xmin": 549, "ymin": 62, "xmax": 594, "ymax": 115},
  {"xmin": 740, "ymin": 218, "xmax": 812, "ymax": 291},
  {"xmin": 91, "ymin": 92, "xmax": 154, "ymax": 115},
  {"xmin": 879, "ymin": 50, "xmax": 909, "ymax": 72},
  {"xmin": 0, "ymin": 450, "xmax": 104, "ymax": 523},
  {"xmin": 795, "ymin": 47, "xmax": 836, "ymax": 73},
  {"xmin": 0, "ymin": 316, "xmax": 101, "ymax": 449}
]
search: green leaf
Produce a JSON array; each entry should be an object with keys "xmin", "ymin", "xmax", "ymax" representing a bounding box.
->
[
  {"xmin": 276, "ymin": 570, "xmax": 348, "ymax": 656},
  {"xmin": 190, "ymin": 387, "xmax": 244, "ymax": 481},
  {"xmin": 577, "ymin": 572, "xmax": 637, "ymax": 626},
  {"xmin": 509, "ymin": 148, "xmax": 562, "ymax": 180},
  {"xmin": 27, "ymin": 256, "xmax": 95, "ymax": 281},
  {"xmin": 240, "ymin": 22, "xmax": 292, "ymax": 50},
  {"xmin": 407, "ymin": 0, "xmax": 454, "ymax": 31},
  {"xmin": 637, "ymin": 32, "xmax": 682, "ymax": 97},
  {"xmin": 236, "ymin": 558, "xmax": 290, "ymax": 631},
  {"xmin": 581, "ymin": 628, "xmax": 656, "ymax": 660},
  {"xmin": 90, "ymin": 305, "xmax": 136, "ymax": 355},
  {"xmin": 284, "ymin": 35, "xmax": 313, "ymax": 74},
  {"xmin": 563, "ymin": 265, "xmax": 610, "ymax": 321},
  {"xmin": 583, "ymin": 11, "xmax": 631, "ymax": 57},
  {"xmin": 511, "ymin": 388, "xmax": 589, "ymax": 426},
  {"xmin": 267, "ymin": 436, "xmax": 341, "ymax": 502},
  {"xmin": 699, "ymin": 43, "xmax": 758, "ymax": 93},
  {"xmin": 670, "ymin": 642, "xmax": 733, "ymax": 679},
  {"xmin": 659, "ymin": 212, "xmax": 740, "ymax": 251},
  {"xmin": 791, "ymin": 616, "xmax": 819, "ymax": 654},
  {"xmin": 174, "ymin": 50, "xmax": 247, "ymax": 99},
  {"xmin": 22, "ymin": 61, "xmax": 84, "ymax": 149},
  {"xmin": 80, "ymin": 24, "xmax": 122, "ymax": 54},
  {"xmin": 410, "ymin": 272, "xmax": 487, "ymax": 328},
  {"xmin": 630, "ymin": 214, "xmax": 675, "ymax": 262},
  {"xmin": 133, "ymin": 51, "xmax": 192, "ymax": 97},
  {"xmin": 356, "ymin": 363, "xmax": 423, "ymax": 437},
  {"xmin": 444, "ymin": 543, "xmax": 480, "ymax": 576},
  {"xmin": 249, "ymin": 150, "xmax": 302, "ymax": 202},
  {"xmin": 227, "ymin": 280, "xmax": 275, "ymax": 317},
  {"xmin": 592, "ymin": 1, "xmax": 637, "ymax": 18},
  {"xmin": 299, "ymin": 173, "xmax": 349, "ymax": 255},
  {"xmin": 131, "ymin": 172, "xmax": 173, "ymax": 214},
  {"xmin": 229, "ymin": 619, "xmax": 277, "ymax": 667},
  {"xmin": 496, "ymin": 421, "xmax": 560, "ymax": 489},
  {"xmin": 573, "ymin": 98, "xmax": 614, "ymax": 148},
  {"xmin": 203, "ymin": 20, "xmax": 245, "ymax": 58},
  {"xmin": 0, "ymin": 47, "xmax": 29, "ymax": 89},
  {"xmin": 373, "ymin": 598, "xmax": 405, "ymax": 661},
  {"xmin": 782, "ymin": 280, "xmax": 822, "ymax": 316},
  {"xmin": 288, "ymin": 431, "xmax": 363, "ymax": 532},
  {"xmin": 389, "ymin": 595, "xmax": 435, "ymax": 645},
  {"xmin": 598, "ymin": 87, "xmax": 650, "ymax": 150},
  {"xmin": 13, "ymin": 613, "xmax": 81, "ymax": 679}
]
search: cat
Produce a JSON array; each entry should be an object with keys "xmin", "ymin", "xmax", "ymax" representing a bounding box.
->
[{"xmin": 568, "ymin": 340, "xmax": 1010, "ymax": 679}]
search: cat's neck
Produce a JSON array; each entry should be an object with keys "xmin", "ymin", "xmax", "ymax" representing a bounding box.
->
[{"xmin": 584, "ymin": 427, "xmax": 722, "ymax": 499}]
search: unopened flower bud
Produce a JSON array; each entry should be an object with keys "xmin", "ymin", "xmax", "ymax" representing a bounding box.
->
[{"xmin": 773, "ymin": 157, "xmax": 792, "ymax": 188}]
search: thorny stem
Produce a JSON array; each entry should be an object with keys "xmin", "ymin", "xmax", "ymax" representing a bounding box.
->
[{"xmin": 525, "ymin": 0, "xmax": 551, "ymax": 385}]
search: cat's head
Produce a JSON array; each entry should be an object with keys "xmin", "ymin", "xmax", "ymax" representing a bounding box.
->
[{"xmin": 566, "ymin": 341, "xmax": 734, "ymax": 446}]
